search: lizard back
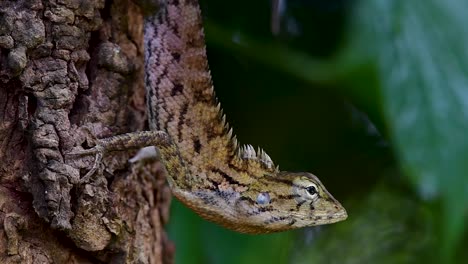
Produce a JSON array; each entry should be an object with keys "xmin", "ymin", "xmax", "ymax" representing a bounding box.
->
[{"xmin": 145, "ymin": 0, "xmax": 276, "ymax": 184}]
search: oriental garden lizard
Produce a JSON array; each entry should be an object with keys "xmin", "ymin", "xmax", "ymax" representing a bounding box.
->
[{"xmin": 71, "ymin": 0, "xmax": 347, "ymax": 234}]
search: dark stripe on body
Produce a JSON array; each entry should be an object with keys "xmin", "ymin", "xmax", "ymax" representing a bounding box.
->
[
  {"xmin": 172, "ymin": 52, "xmax": 181, "ymax": 62},
  {"xmin": 288, "ymin": 219, "xmax": 296, "ymax": 226},
  {"xmin": 265, "ymin": 216, "xmax": 287, "ymax": 225},
  {"xmin": 296, "ymin": 200, "xmax": 306, "ymax": 209},
  {"xmin": 170, "ymin": 83, "xmax": 184, "ymax": 96},
  {"xmin": 177, "ymin": 102, "xmax": 189, "ymax": 140},
  {"xmin": 193, "ymin": 139, "xmax": 201, "ymax": 153},
  {"xmin": 277, "ymin": 194, "xmax": 301, "ymax": 200},
  {"xmin": 163, "ymin": 111, "xmax": 174, "ymax": 132},
  {"xmin": 211, "ymin": 168, "xmax": 245, "ymax": 187}
]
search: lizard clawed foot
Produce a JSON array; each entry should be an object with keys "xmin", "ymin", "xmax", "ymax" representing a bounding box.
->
[
  {"xmin": 66, "ymin": 131, "xmax": 171, "ymax": 184},
  {"xmin": 66, "ymin": 145, "xmax": 105, "ymax": 184},
  {"xmin": 79, "ymin": 150, "xmax": 103, "ymax": 184}
]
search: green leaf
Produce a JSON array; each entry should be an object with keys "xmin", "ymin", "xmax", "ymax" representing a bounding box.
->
[{"xmin": 348, "ymin": 0, "xmax": 468, "ymax": 260}]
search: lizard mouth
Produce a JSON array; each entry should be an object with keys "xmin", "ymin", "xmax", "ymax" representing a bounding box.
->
[
  {"xmin": 311, "ymin": 203, "xmax": 348, "ymax": 225},
  {"xmin": 328, "ymin": 210, "xmax": 348, "ymax": 223},
  {"xmin": 328, "ymin": 206, "xmax": 348, "ymax": 224},
  {"xmin": 310, "ymin": 211, "xmax": 347, "ymax": 226}
]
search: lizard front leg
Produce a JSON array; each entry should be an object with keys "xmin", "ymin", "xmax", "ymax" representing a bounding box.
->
[{"xmin": 67, "ymin": 131, "xmax": 178, "ymax": 184}]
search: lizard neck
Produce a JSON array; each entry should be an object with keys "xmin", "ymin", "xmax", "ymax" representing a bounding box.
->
[{"xmin": 144, "ymin": 0, "xmax": 277, "ymax": 180}]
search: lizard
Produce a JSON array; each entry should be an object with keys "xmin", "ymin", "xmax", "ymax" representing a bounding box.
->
[{"xmin": 72, "ymin": 0, "xmax": 347, "ymax": 234}]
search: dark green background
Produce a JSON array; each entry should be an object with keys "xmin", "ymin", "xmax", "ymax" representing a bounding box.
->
[{"xmin": 168, "ymin": 0, "xmax": 468, "ymax": 263}]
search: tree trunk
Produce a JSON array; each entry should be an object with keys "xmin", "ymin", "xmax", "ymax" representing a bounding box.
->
[{"xmin": 0, "ymin": 0, "xmax": 174, "ymax": 263}]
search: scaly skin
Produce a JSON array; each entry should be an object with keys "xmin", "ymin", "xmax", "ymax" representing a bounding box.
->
[{"xmin": 75, "ymin": 0, "xmax": 347, "ymax": 234}]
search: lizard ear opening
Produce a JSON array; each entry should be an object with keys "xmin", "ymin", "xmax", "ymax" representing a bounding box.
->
[{"xmin": 256, "ymin": 192, "xmax": 271, "ymax": 205}]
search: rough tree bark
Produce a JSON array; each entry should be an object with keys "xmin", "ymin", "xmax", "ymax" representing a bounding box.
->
[{"xmin": 0, "ymin": 0, "xmax": 174, "ymax": 263}]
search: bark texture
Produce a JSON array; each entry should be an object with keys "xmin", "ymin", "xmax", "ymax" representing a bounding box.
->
[{"xmin": 0, "ymin": 0, "xmax": 174, "ymax": 263}]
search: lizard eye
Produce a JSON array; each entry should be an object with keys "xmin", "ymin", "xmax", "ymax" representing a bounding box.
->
[
  {"xmin": 305, "ymin": 184, "xmax": 318, "ymax": 197},
  {"xmin": 256, "ymin": 192, "xmax": 270, "ymax": 205}
]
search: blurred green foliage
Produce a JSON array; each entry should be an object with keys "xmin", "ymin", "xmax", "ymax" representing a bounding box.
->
[{"xmin": 167, "ymin": 0, "xmax": 468, "ymax": 263}]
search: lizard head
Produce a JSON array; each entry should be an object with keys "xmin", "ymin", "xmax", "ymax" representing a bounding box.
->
[
  {"xmin": 170, "ymin": 170, "xmax": 347, "ymax": 234},
  {"xmin": 233, "ymin": 171, "xmax": 347, "ymax": 233}
]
